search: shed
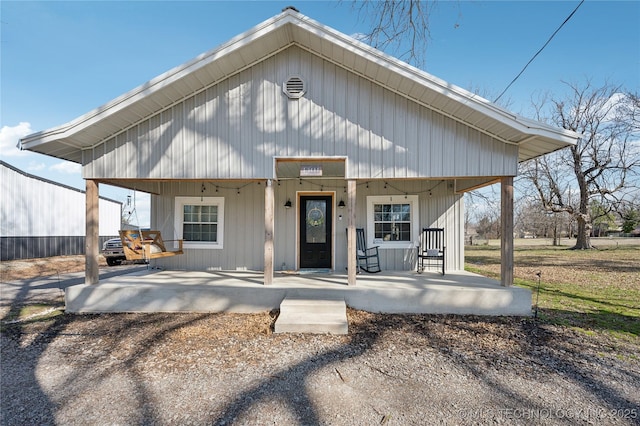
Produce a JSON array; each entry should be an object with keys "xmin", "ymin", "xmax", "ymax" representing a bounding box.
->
[
  {"xmin": 1, "ymin": 161, "xmax": 121, "ymax": 261},
  {"xmin": 19, "ymin": 9, "xmax": 580, "ymax": 286}
]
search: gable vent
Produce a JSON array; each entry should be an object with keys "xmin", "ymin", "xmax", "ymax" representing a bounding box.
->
[{"xmin": 283, "ymin": 76, "xmax": 306, "ymax": 99}]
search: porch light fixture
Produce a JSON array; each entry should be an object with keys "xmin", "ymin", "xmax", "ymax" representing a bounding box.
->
[
  {"xmin": 338, "ymin": 199, "xmax": 345, "ymax": 209},
  {"xmin": 284, "ymin": 199, "xmax": 292, "ymax": 209}
]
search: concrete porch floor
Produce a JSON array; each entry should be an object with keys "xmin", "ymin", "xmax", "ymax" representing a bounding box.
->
[{"xmin": 65, "ymin": 269, "xmax": 532, "ymax": 316}]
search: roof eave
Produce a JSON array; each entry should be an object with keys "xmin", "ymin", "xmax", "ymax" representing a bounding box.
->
[
  {"xmin": 19, "ymin": 10, "xmax": 301, "ymax": 154},
  {"xmin": 19, "ymin": 8, "xmax": 581, "ymax": 163},
  {"xmin": 293, "ymin": 13, "xmax": 582, "ymax": 149}
]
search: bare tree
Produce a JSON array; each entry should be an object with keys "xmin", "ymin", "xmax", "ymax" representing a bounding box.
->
[
  {"xmin": 620, "ymin": 92, "xmax": 640, "ymax": 132},
  {"xmin": 520, "ymin": 81, "xmax": 640, "ymax": 249},
  {"xmin": 348, "ymin": 1, "xmax": 458, "ymax": 67}
]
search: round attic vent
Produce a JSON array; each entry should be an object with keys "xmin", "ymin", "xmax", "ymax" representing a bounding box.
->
[{"xmin": 283, "ymin": 76, "xmax": 306, "ymax": 99}]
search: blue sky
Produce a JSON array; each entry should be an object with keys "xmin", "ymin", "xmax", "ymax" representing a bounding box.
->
[{"xmin": 2, "ymin": 1, "xmax": 639, "ymax": 226}]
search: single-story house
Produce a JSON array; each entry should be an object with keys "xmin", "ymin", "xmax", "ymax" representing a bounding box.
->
[
  {"xmin": 0, "ymin": 160, "xmax": 121, "ymax": 261},
  {"xmin": 19, "ymin": 8, "xmax": 580, "ymax": 289}
]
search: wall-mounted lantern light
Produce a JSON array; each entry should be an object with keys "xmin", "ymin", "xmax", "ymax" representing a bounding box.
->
[
  {"xmin": 284, "ymin": 199, "xmax": 292, "ymax": 209},
  {"xmin": 338, "ymin": 199, "xmax": 345, "ymax": 209}
]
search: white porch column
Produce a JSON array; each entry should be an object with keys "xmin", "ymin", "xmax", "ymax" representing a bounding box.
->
[
  {"xmin": 347, "ymin": 179, "xmax": 357, "ymax": 286},
  {"xmin": 264, "ymin": 179, "xmax": 274, "ymax": 285},
  {"xmin": 86, "ymin": 179, "xmax": 100, "ymax": 285},
  {"xmin": 500, "ymin": 176, "xmax": 514, "ymax": 287}
]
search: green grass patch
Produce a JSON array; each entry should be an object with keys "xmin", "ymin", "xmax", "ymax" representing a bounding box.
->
[
  {"xmin": 465, "ymin": 245, "xmax": 640, "ymax": 339},
  {"xmin": 1, "ymin": 303, "xmax": 64, "ymax": 330},
  {"xmin": 518, "ymin": 277, "xmax": 639, "ymax": 338}
]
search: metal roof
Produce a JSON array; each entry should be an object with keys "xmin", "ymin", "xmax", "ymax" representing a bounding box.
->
[
  {"xmin": 0, "ymin": 160, "xmax": 121, "ymax": 204},
  {"xmin": 19, "ymin": 9, "xmax": 580, "ymax": 164}
]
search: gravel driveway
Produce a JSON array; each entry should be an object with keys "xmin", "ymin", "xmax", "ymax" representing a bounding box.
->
[
  {"xmin": 1, "ymin": 259, "xmax": 639, "ymax": 425},
  {"xmin": 2, "ymin": 303, "xmax": 639, "ymax": 425}
]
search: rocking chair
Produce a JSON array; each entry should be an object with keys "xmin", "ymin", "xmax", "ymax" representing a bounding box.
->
[
  {"xmin": 354, "ymin": 228, "xmax": 381, "ymax": 273},
  {"xmin": 416, "ymin": 227, "xmax": 445, "ymax": 274}
]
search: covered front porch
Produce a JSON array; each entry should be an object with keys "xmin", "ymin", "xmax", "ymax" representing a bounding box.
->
[{"xmin": 65, "ymin": 269, "xmax": 532, "ymax": 316}]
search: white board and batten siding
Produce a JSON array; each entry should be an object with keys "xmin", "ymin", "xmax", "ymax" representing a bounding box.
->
[
  {"xmin": 150, "ymin": 179, "xmax": 463, "ymax": 272},
  {"xmin": 1, "ymin": 161, "xmax": 121, "ymax": 260},
  {"xmin": 151, "ymin": 181, "xmax": 266, "ymax": 271},
  {"xmin": 83, "ymin": 46, "xmax": 518, "ymax": 182}
]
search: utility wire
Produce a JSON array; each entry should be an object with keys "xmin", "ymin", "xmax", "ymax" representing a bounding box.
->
[{"xmin": 493, "ymin": 0, "xmax": 585, "ymax": 103}]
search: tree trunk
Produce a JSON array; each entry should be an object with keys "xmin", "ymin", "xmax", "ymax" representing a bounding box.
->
[
  {"xmin": 572, "ymin": 147, "xmax": 593, "ymax": 250},
  {"xmin": 573, "ymin": 213, "xmax": 592, "ymax": 249}
]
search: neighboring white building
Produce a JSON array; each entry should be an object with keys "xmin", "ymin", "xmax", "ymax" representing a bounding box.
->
[{"xmin": 0, "ymin": 161, "xmax": 121, "ymax": 260}]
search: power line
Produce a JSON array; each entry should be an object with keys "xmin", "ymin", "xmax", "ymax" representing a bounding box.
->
[{"xmin": 493, "ymin": 0, "xmax": 585, "ymax": 103}]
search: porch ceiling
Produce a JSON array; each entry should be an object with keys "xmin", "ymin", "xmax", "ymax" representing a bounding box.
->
[{"xmin": 19, "ymin": 9, "xmax": 579, "ymax": 165}]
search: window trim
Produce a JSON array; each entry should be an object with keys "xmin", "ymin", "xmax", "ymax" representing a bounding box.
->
[
  {"xmin": 174, "ymin": 196, "xmax": 224, "ymax": 249},
  {"xmin": 366, "ymin": 195, "xmax": 419, "ymax": 249}
]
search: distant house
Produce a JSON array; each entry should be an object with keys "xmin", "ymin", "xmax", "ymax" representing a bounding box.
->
[
  {"xmin": 18, "ymin": 9, "xmax": 580, "ymax": 286},
  {"xmin": 0, "ymin": 161, "xmax": 121, "ymax": 261}
]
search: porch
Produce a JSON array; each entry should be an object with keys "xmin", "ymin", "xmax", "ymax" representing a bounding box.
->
[{"xmin": 65, "ymin": 269, "xmax": 532, "ymax": 316}]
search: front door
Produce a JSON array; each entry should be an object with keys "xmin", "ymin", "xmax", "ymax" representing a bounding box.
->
[{"xmin": 299, "ymin": 195, "xmax": 332, "ymax": 269}]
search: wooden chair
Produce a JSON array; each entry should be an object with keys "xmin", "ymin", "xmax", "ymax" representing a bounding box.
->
[
  {"xmin": 119, "ymin": 230, "xmax": 183, "ymax": 262},
  {"xmin": 416, "ymin": 228, "xmax": 445, "ymax": 274},
  {"xmin": 354, "ymin": 228, "xmax": 381, "ymax": 273}
]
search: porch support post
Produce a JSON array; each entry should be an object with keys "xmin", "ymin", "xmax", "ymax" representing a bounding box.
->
[
  {"xmin": 347, "ymin": 179, "xmax": 357, "ymax": 286},
  {"xmin": 264, "ymin": 179, "xmax": 274, "ymax": 285},
  {"xmin": 85, "ymin": 179, "xmax": 100, "ymax": 285},
  {"xmin": 500, "ymin": 176, "xmax": 514, "ymax": 287}
]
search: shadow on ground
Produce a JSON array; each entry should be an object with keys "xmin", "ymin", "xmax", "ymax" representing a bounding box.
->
[{"xmin": 2, "ymin": 308, "xmax": 638, "ymax": 425}]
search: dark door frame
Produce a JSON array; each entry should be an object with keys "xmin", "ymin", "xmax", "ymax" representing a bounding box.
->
[{"xmin": 297, "ymin": 191, "xmax": 334, "ymax": 270}]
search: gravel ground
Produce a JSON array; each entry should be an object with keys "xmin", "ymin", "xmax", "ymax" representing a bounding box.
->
[
  {"xmin": 2, "ymin": 308, "xmax": 639, "ymax": 425},
  {"xmin": 1, "ymin": 257, "xmax": 639, "ymax": 425}
]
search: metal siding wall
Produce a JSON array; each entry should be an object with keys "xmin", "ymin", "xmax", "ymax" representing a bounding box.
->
[
  {"xmin": 310, "ymin": 54, "xmax": 325, "ymax": 156},
  {"xmin": 0, "ymin": 236, "xmax": 117, "ymax": 261},
  {"xmin": 150, "ymin": 181, "xmax": 265, "ymax": 271},
  {"xmin": 366, "ymin": 83, "xmax": 381, "ymax": 179},
  {"xmin": 351, "ymin": 180, "xmax": 463, "ymax": 272},
  {"xmin": 406, "ymin": 101, "xmax": 420, "ymax": 178},
  {"xmin": 142, "ymin": 177, "xmax": 463, "ymax": 272},
  {"xmin": 99, "ymin": 198, "xmax": 122, "ymax": 236},
  {"xmin": 274, "ymin": 180, "xmax": 302, "ymax": 270},
  {"xmin": 85, "ymin": 45, "xmax": 517, "ymax": 181},
  {"xmin": 2, "ymin": 163, "xmax": 120, "ymax": 238}
]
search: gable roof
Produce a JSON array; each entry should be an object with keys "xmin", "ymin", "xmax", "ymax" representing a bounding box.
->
[{"xmin": 19, "ymin": 8, "xmax": 580, "ymax": 164}]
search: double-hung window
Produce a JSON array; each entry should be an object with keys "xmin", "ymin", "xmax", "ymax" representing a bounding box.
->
[
  {"xmin": 366, "ymin": 195, "xmax": 419, "ymax": 249},
  {"xmin": 174, "ymin": 197, "xmax": 224, "ymax": 249}
]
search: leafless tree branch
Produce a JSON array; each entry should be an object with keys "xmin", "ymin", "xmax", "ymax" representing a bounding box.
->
[{"xmin": 519, "ymin": 80, "xmax": 640, "ymax": 249}]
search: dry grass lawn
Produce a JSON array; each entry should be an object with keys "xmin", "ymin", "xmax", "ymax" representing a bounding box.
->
[{"xmin": 466, "ymin": 243, "xmax": 640, "ymax": 337}]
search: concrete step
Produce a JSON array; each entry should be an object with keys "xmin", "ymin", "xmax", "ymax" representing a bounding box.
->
[{"xmin": 275, "ymin": 297, "xmax": 348, "ymax": 334}]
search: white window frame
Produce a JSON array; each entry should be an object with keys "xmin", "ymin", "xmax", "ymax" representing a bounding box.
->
[
  {"xmin": 174, "ymin": 196, "xmax": 224, "ymax": 249},
  {"xmin": 366, "ymin": 195, "xmax": 419, "ymax": 249}
]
